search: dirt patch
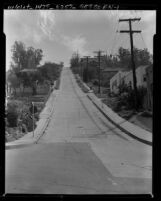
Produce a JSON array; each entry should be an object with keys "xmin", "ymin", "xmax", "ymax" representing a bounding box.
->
[{"xmin": 128, "ymin": 115, "xmax": 152, "ymax": 132}]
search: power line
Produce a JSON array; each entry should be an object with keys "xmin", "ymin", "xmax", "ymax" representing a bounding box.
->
[
  {"xmin": 140, "ymin": 32, "xmax": 148, "ymax": 50},
  {"xmin": 109, "ymin": 10, "xmax": 122, "ymax": 57},
  {"xmin": 118, "ymin": 33, "xmax": 129, "ymax": 49},
  {"xmin": 110, "ymin": 20, "xmax": 120, "ymax": 56}
]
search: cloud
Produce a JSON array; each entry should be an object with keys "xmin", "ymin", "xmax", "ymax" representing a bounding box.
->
[
  {"xmin": 38, "ymin": 10, "xmax": 56, "ymax": 41},
  {"xmin": 33, "ymin": 31, "xmax": 44, "ymax": 43},
  {"xmin": 61, "ymin": 35, "xmax": 89, "ymax": 56}
]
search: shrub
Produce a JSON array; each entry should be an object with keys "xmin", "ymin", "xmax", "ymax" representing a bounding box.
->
[
  {"xmin": 112, "ymin": 104, "xmax": 121, "ymax": 112},
  {"xmin": 137, "ymin": 86, "xmax": 147, "ymax": 109},
  {"xmin": 6, "ymin": 101, "xmax": 19, "ymax": 127},
  {"xmin": 103, "ymin": 81, "xmax": 110, "ymax": 88},
  {"xmin": 118, "ymin": 81, "xmax": 129, "ymax": 94},
  {"xmin": 115, "ymin": 86, "xmax": 147, "ymax": 110},
  {"xmin": 93, "ymin": 80, "xmax": 99, "ymax": 86}
]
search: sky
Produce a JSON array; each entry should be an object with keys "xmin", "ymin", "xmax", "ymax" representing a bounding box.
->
[{"xmin": 4, "ymin": 10, "xmax": 156, "ymax": 71}]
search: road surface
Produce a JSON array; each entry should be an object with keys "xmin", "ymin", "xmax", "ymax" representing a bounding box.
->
[{"xmin": 6, "ymin": 67, "xmax": 152, "ymax": 194}]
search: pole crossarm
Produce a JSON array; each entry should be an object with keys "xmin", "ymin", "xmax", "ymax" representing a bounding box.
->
[
  {"xmin": 119, "ymin": 18, "xmax": 141, "ymax": 22},
  {"xmin": 120, "ymin": 30, "xmax": 141, "ymax": 33}
]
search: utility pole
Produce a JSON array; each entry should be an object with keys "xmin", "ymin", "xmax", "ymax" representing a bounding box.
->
[
  {"xmin": 93, "ymin": 50, "xmax": 105, "ymax": 93},
  {"xmin": 119, "ymin": 18, "xmax": 141, "ymax": 111},
  {"xmin": 83, "ymin": 56, "xmax": 90, "ymax": 82},
  {"xmin": 76, "ymin": 51, "xmax": 79, "ymax": 74},
  {"xmin": 32, "ymin": 102, "xmax": 34, "ymax": 138},
  {"xmin": 80, "ymin": 58, "xmax": 83, "ymax": 80}
]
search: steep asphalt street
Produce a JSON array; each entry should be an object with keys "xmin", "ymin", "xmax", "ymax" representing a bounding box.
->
[{"xmin": 6, "ymin": 67, "xmax": 152, "ymax": 194}]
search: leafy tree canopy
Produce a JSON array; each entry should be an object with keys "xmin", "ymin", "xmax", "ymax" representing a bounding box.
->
[{"xmin": 11, "ymin": 41, "xmax": 43, "ymax": 72}]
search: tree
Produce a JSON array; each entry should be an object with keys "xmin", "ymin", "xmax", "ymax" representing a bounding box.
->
[
  {"xmin": 26, "ymin": 47, "xmax": 43, "ymax": 69},
  {"xmin": 104, "ymin": 55, "xmax": 114, "ymax": 67},
  {"xmin": 70, "ymin": 52, "xmax": 80, "ymax": 74},
  {"xmin": 133, "ymin": 48, "xmax": 151, "ymax": 66},
  {"xmin": 11, "ymin": 41, "xmax": 43, "ymax": 72},
  {"xmin": 117, "ymin": 47, "xmax": 152, "ymax": 68},
  {"xmin": 38, "ymin": 62, "xmax": 62, "ymax": 82},
  {"xmin": 118, "ymin": 47, "xmax": 131, "ymax": 68},
  {"xmin": 9, "ymin": 41, "xmax": 44, "ymax": 95},
  {"xmin": 11, "ymin": 41, "xmax": 27, "ymax": 71}
]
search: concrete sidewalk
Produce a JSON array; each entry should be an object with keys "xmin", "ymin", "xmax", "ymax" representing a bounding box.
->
[
  {"xmin": 6, "ymin": 90, "xmax": 59, "ymax": 149},
  {"xmin": 75, "ymin": 74, "xmax": 152, "ymax": 146}
]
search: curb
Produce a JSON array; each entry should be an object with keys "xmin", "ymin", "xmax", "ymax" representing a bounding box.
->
[
  {"xmin": 34, "ymin": 97, "xmax": 55, "ymax": 144},
  {"xmin": 75, "ymin": 74, "xmax": 152, "ymax": 146},
  {"xmin": 87, "ymin": 94, "xmax": 152, "ymax": 146},
  {"xmin": 5, "ymin": 91, "xmax": 57, "ymax": 150}
]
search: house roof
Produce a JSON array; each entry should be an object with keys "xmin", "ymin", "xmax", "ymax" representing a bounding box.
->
[
  {"xmin": 108, "ymin": 65, "xmax": 150, "ymax": 73},
  {"xmin": 102, "ymin": 68, "xmax": 127, "ymax": 72}
]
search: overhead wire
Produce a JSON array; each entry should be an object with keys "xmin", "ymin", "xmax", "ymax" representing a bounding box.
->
[
  {"xmin": 110, "ymin": 22, "xmax": 119, "ymax": 56},
  {"xmin": 129, "ymin": 13, "xmax": 147, "ymax": 51},
  {"xmin": 140, "ymin": 32, "xmax": 148, "ymax": 50},
  {"xmin": 110, "ymin": 11, "xmax": 120, "ymax": 57},
  {"xmin": 119, "ymin": 34, "xmax": 130, "ymax": 50}
]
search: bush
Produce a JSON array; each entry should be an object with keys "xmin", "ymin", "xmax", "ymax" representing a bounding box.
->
[
  {"xmin": 118, "ymin": 81, "xmax": 129, "ymax": 94},
  {"xmin": 113, "ymin": 104, "xmax": 121, "ymax": 112},
  {"xmin": 103, "ymin": 81, "xmax": 110, "ymax": 88},
  {"xmin": 6, "ymin": 101, "xmax": 19, "ymax": 127},
  {"xmin": 115, "ymin": 86, "xmax": 147, "ymax": 110},
  {"xmin": 137, "ymin": 86, "xmax": 147, "ymax": 109},
  {"xmin": 6, "ymin": 111, "xmax": 18, "ymax": 127},
  {"xmin": 93, "ymin": 80, "xmax": 99, "ymax": 86}
]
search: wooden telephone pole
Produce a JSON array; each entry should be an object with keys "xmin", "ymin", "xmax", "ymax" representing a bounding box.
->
[
  {"xmin": 83, "ymin": 56, "xmax": 90, "ymax": 82},
  {"xmin": 94, "ymin": 50, "xmax": 105, "ymax": 93},
  {"xmin": 119, "ymin": 18, "xmax": 141, "ymax": 110}
]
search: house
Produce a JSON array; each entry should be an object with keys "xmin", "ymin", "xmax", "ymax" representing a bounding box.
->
[
  {"xmin": 110, "ymin": 65, "xmax": 149, "ymax": 94},
  {"xmin": 110, "ymin": 70, "xmax": 129, "ymax": 94},
  {"xmin": 145, "ymin": 65, "xmax": 153, "ymax": 111}
]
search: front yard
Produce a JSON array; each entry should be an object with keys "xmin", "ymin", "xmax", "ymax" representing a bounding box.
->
[
  {"xmin": 86, "ymin": 81, "xmax": 152, "ymax": 132},
  {"xmin": 5, "ymin": 86, "xmax": 51, "ymax": 142}
]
